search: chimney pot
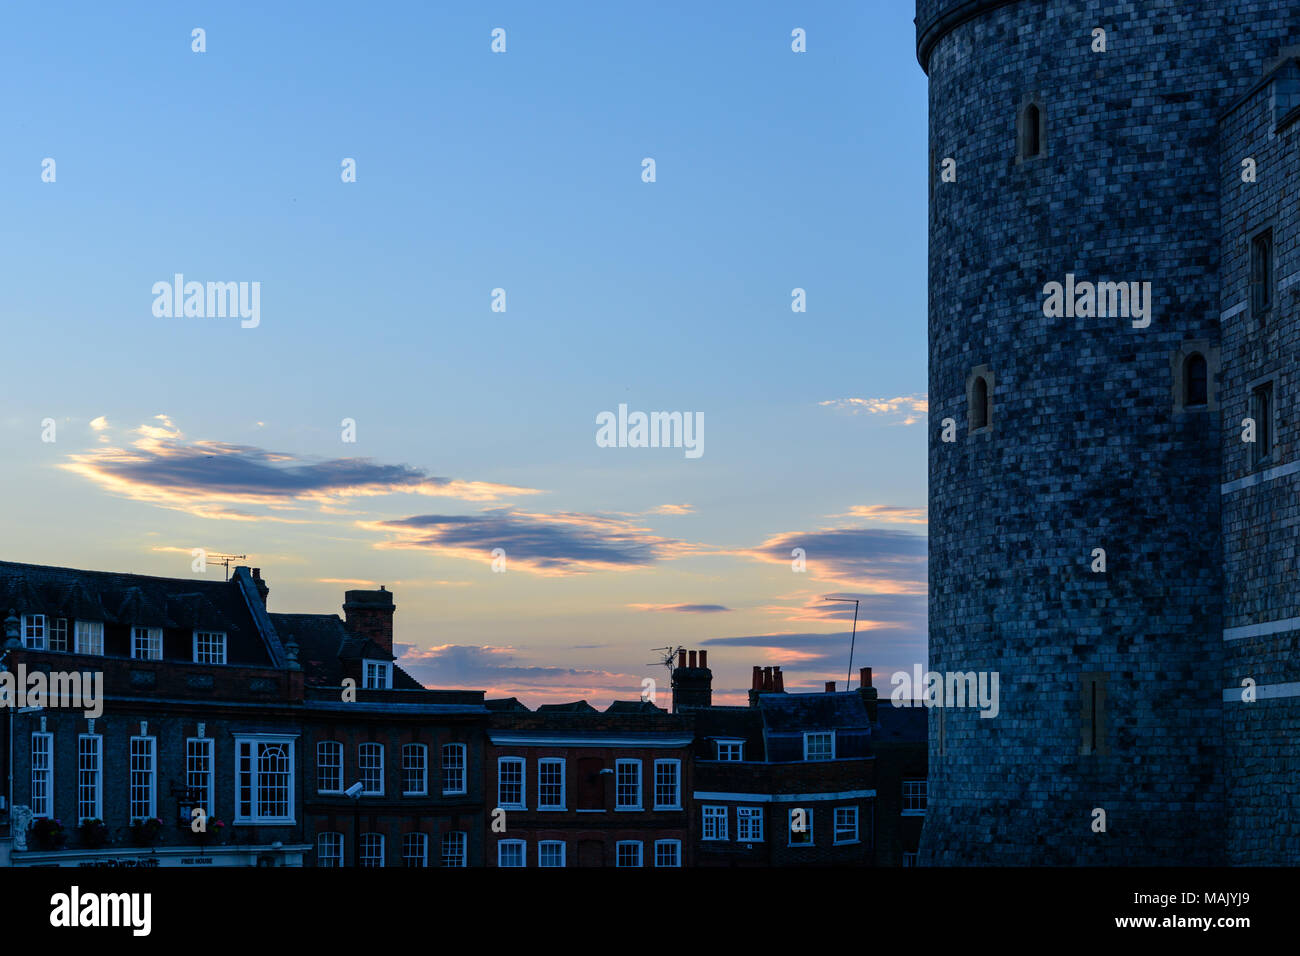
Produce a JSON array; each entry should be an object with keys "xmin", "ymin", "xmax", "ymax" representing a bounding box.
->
[
  {"xmin": 860, "ymin": 666, "xmax": 872, "ymax": 689},
  {"xmin": 774, "ymin": 667, "xmax": 785, "ymax": 693},
  {"xmin": 752, "ymin": 666, "xmax": 763, "ymax": 690},
  {"xmin": 679, "ymin": 650, "xmax": 688, "ymax": 669},
  {"xmin": 688, "ymin": 650, "xmax": 697, "ymax": 668},
  {"xmin": 825, "ymin": 681, "xmax": 836, "ymax": 693},
  {"xmin": 699, "ymin": 650, "xmax": 707, "ymax": 668}
]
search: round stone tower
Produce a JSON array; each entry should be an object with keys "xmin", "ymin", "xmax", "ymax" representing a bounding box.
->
[{"xmin": 917, "ymin": 0, "xmax": 1300, "ymax": 864}]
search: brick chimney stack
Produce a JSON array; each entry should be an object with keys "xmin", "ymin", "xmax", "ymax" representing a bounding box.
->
[
  {"xmin": 858, "ymin": 665, "xmax": 879, "ymax": 721},
  {"xmin": 748, "ymin": 663, "xmax": 788, "ymax": 705},
  {"xmin": 251, "ymin": 567, "xmax": 269, "ymax": 606},
  {"xmin": 671, "ymin": 647, "xmax": 712, "ymax": 712},
  {"xmin": 343, "ymin": 586, "xmax": 396, "ymax": 655}
]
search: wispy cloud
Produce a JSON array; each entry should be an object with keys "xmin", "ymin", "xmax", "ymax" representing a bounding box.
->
[
  {"xmin": 834, "ymin": 505, "xmax": 928, "ymax": 525},
  {"xmin": 819, "ymin": 394, "xmax": 928, "ymax": 425},
  {"xmin": 628, "ymin": 602, "xmax": 731, "ymax": 613},
  {"xmin": 725, "ymin": 527, "xmax": 927, "ymax": 594},
  {"xmin": 62, "ymin": 416, "xmax": 541, "ymax": 520},
  {"xmin": 367, "ymin": 508, "xmax": 696, "ymax": 575},
  {"xmin": 395, "ymin": 643, "xmax": 650, "ymax": 706}
]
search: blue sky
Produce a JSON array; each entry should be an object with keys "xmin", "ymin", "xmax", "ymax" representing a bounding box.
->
[{"xmin": 0, "ymin": 1, "xmax": 929, "ymax": 706}]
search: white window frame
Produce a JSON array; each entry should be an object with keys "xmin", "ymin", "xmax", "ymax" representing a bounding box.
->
[
  {"xmin": 498, "ymin": 839, "xmax": 526, "ymax": 867},
  {"xmin": 442, "ymin": 743, "xmax": 467, "ymax": 795},
  {"xmin": 318, "ymin": 831, "xmax": 343, "ymax": 867},
  {"xmin": 361, "ymin": 832, "xmax": 384, "ymax": 867},
  {"xmin": 49, "ymin": 617, "xmax": 69, "ymax": 652},
  {"xmin": 363, "ymin": 659, "xmax": 393, "ymax": 690},
  {"xmin": 903, "ymin": 778, "xmax": 928, "ymax": 815},
  {"xmin": 789, "ymin": 807, "xmax": 814, "ymax": 847},
  {"xmin": 31, "ymin": 732, "xmax": 53, "ymax": 818},
  {"xmin": 192, "ymin": 629, "xmax": 227, "ymax": 664},
  {"xmin": 538, "ymin": 840, "xmax": 566, "ymax": 867},
  {"xmin": 402, "ymin": 743, "xmax": 428, "ymax": 796},
  {"xmin": 186, "ymin": 737, "xmax": 215, "ymax": 816},
  {"xmin": 803, "ymin": 731, "xmax": 835, "ymax": 761},
  {"xmin": 537, "ymin": 757, "xmax": 565, "ymax": 810},
  {"xmin": 233, "ymin": 734, "xmax": 296, "ymax": 825},
  {"xmin": 131, "ymin": 626, "xmax": 163, "ymax": 661},
  {"xmin": 21, "ymin": 613, "xmax": 45, "ymax": 650},
  {"xmin": 359, "ymin": 742, "xmax": 385, "ymax": 796},
  {"xmin": 317, "ymin": 740, "xmax": 343, "ymax": 793},
  {"xmin": 78, "ymin": 733, "xmax": 102, "ymax": 822},
  {"xmin": 442, "ymin": 831, "xmax": 467, "ymax": 867},
  {"xmin": 497, "ymin": 756, "xmax": 525, "ymax": 809},
  {"xmin": 702, "ymin": 805, "xmax": 728, "ymax": 841},
  {"xmin": 737, "ymin": 806, "xmax": 764, "ymax": 842},
  {"xmin": 653, "ymin": 758, "xmax": 681, "ymax": 810},
  {"xmin": 654, "ymin": 839, "xmax": 682, "ymax": 867},
  {"xmin": 834, "ymin": 805, "xmax": 859, "ymax": 845},
  {"xmin": 402, "ymin": 832, "xmax": 429, "ymax": 867},
  {"xmin": 75, "ymin": 620, "xmax": 104, "ymax": 656},
  {"xmin": 615, "ymin": 758, "xmax": 642, "ymax": 810},
  {"xmin": 129, "ymin": 736, "xmax": 157, "ymax": 821},
  {"xmin": 615, "ymin": 841, "xmax": 643, "ymax": 867},
  {"xmin": 715, "ymin": 739, "xmax": 744, "ymax": 761}
]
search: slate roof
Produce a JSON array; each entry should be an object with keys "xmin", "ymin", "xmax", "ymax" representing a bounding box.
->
[
  {"xmin": 0, "ymin": 559, "xmax": 272, "ymax": 664},
  {"xmin": 604, "ymin": 700, "xmax": 665, "ymax": 714},
  {"xmin": 271, "ymin": 611, "xmax": 422, "ymax": 689},
  {"xmin": 757, "ymin": 690, "xmax": 872, "ymax": 732},
  {"xmin": 873, "ymin": 702, "xmax": 928, "ymax": 742},
  {"xmin": 535, "ymin": 700, "xmax": 598, "ymax": 714},
  {"xmin": 486, "ymin": 697, "xmax": 530, "ymax": 712}
]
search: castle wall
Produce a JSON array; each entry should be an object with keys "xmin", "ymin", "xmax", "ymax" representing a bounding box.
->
[
  {"xmin": 1218, "ymin": 62, "xmax": 1300, "ymax": 865},
  {"xmin": 917, "ymin": 0, "xmax": 1300, "ymax": 864}
]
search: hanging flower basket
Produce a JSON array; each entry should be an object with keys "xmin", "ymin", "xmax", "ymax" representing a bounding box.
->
[
  {"xmin": 80, "ymin": 818, "xmax": 109, "ymax": 849},
  {"xmin": 130, "ymin": 817, "xmax": 165, "ymax": 846},
  {"xmin": 31, "ymin": 817, "xmax": 67, "ymax": 850}
]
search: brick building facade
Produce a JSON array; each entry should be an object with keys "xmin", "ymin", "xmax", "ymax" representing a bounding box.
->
[
  {"xmin": 675, "ymin": 652, "xmax": 926, "ymax": 867},
  {"xmin": 0, "ymin": 562, "xmax": 489, "ymax": 868},
  {"xmin": 484, "ymin": 700, "xmax": 692, "ymax": 867}
]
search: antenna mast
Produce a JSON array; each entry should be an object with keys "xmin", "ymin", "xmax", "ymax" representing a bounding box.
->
[{"xmin": 207, "ymin": 553, "xmax": 247, "ymax": 582}]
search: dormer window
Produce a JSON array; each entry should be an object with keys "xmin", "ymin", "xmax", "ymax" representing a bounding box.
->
[
  {"xmin": 804, "ymin": 731, "xmax": 835, "ymax": 761},
  {"xmin": 363, "ymin": 659, "xmax": 393, "ymax": 689},
  {"xmin": 132, "ymin": 626, "xmax": 163, "ymax": 661},
  {"xmin": 716, "ymin": 739, "xmax": 744, "ymax": 761},
  {"xmin": 21, "ymin": 614, "xmax": 45, "ymax": 649},
  {"xmin": 74, "ymin": 620, "xmax": 104, "ymax": 656},
  {"xmin": 193, "ymin": 630, "xmax": 227, "ymax": 664}
]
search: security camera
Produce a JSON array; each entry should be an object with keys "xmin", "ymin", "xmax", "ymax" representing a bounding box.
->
[{"xmin": 344, "ymin": 782, "xmax": 365, "ymax": 798}]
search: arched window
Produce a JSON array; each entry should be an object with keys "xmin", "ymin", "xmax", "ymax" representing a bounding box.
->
[
  {"xmin": 971, "ymin": 376, "xmax": 989, "ymax": 429},
  {"xmin": 1023, "ymin": 103, "xmax": 1040, "ymax": 156},
  {"xmin": 1184, "ymin": 353, "xmax": 1207, "ymax": 406},
  {"xmin": 1018, "ymin": 98, "xmax": 1045, "ymax": 162}
]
